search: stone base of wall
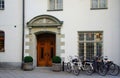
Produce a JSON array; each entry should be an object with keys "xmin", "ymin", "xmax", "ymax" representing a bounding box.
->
[{"xmin": 0, "ymin": 62, "xmax": 21, "ymax": 69}]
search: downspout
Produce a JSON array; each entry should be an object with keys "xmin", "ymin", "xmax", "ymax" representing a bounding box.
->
[{"xmin": 22, "ymin": 0, "xmax": 25, "ymax": 68}]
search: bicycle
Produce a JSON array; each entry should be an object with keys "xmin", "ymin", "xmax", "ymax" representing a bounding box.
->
[
  {"xmin": 66, "ymin": 56, "xmax": 78, "ymax": 73},
  {"xmin": 91, "ymin": 56, "xmax": 107, "ymax": 76},
  {"xmin": 66, "ymin": 56, "xmax": 93, "ymax": 76},
  {"xmin": 103, "ymin": 56, "xmax": 120, "ymax": 76}
]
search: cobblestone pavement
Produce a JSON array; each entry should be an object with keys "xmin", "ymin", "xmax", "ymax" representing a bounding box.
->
[{"xmin": 0, "ymin": 68, "xmax": 120, "ymax": 78}]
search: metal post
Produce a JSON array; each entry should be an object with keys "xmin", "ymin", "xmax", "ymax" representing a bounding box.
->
[{"xmin": 62, "ymin": 61, "xmax": 64, "ymax": 71}]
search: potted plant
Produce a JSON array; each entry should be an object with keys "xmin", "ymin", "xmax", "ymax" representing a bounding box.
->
[
  {"xmin": 23, "ymin": 56, "xmax": 33, "ymax": 71},
  {"xmin": 52, "ymin": 56, "xmax": 61, "ymax": 71}
]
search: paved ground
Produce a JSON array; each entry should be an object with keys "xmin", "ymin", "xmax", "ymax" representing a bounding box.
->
[{"xmin": 0, "ymin": 68, "xmax": 120, "ymax": 78}]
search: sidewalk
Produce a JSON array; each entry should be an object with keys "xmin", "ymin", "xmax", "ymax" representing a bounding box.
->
[{"xmin": 0, "ymin": 67, "xmax": 120, "ymax": 78}]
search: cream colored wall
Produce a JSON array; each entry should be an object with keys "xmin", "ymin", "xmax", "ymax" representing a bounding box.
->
[
  {"xmin": 0, "ymin": 0, "xmax": 22, "ymax": 62},
  {"xmin": 0, "ymin": 0, "xmax": 119, "ymax": 66},
  {"xmin": 25, "ymin": 0, "xmax": 120, "ymax": 65}
]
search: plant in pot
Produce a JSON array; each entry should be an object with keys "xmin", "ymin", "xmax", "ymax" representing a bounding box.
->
[
  {"xmin": 23, "ymin": 56, "xmax": 33, "ymax": 71},
  {"xmin": 52, "ymin": 56, "xmax": 61, "ymax": 71}
]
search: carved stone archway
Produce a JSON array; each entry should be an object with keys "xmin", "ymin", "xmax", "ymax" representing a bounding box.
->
[
  {"xmin": 27, "ymin": 14, "xmax": 63, "ymax": 27},
  {"xmin": 25, "ymin": 15, "xmax": 64, "ymax": 67}
]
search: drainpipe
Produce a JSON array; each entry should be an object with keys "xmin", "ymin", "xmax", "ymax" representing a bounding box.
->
[{"xmin": 22, "ymin": 0, "xmax": 25, "ymax": 68}]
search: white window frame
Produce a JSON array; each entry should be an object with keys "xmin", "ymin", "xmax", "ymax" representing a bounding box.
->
[
  {"xmin": 48, "ymin": 0, "xmax": 63, "ymax": 11},
  {"xmin": 91, "ymin": 0, "xmax": 108, "ymax": 10},
  {"xmin": 0, "ymin": 0, "xmax": 4, "ymax": 10},
  {"xmin": 78, "ymin": 31, "xmax": 103, "ymax": 61}
]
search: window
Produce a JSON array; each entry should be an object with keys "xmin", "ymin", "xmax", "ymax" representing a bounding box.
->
[
  {"xmin": 0, "ymin": 0, "xmax": 4, "ymax": 10},
  {"xmin": 48, "ymin": 0, "xmax": 63, "ymax": 11},
  {"xmin": 0, "ymin": 30, "xmax": 5, "ymax": 52},
  {"xmin": 91, "ymin": 0, "xmax": 107, "ymax": 9},
  {"xmin": 78, "ymin": 31, "xmax": 103, "ymax": 61}
]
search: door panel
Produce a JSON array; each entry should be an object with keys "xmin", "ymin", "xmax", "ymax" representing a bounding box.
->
[{"xmin": 37, "ymin": 33, "xmax": 55, "ymax": 67}]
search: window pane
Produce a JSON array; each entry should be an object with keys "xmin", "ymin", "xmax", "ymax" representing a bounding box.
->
[
  {"xmin": 0, "ymin": 0, "xmax": 4, "ymax": 9},
  {"xmin": 57, "ymin": 0, "xmax": 63, "ymax": 9},
  {"xmin": 49, "ymin": 0, "xmax": 55, "ymax": 10},
  {"xmin": 86, "ymin": 42, "xmax": 94, "ymax": 60},
  {"xmin": 2, "ymin": 0, "xmax": 4, "ymax": 4},
  {"xmin": 96, "ymin": 42, "xmax": 102, "ymax": 56},
  {"xmin": 79, "ymin": 33, "xmax": 84, "ymax": 41},
  {"xmin": 0, "ymin": 31, "xmax": 4, "ymax": 52},
  {"xmin": 92, "ymin": 0, "xmax": 98, "ymax": 8},
  {"xmin": 96, "ymin": 32, "xmax": 102, "ymax": 41},
  {"xmin": 79, "ymin": 43, "xmax": 84, "ymax": 55},
  {"xmin": 79, "ymin": 43, "xmax": 84, "ymax": 61},
  {"xmin": 2, "ymin": 4, "xmax": 4, "ymax": 8},
  {"xmin": 99, "ymin": 0, "xmax": 107, "ymax": 8},
  {"xmin": 86, "ymin": 33, "xmax": 94, "ymax": 40}
]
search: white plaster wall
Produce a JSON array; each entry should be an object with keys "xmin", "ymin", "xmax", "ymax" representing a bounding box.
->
[
  {"xmin": 25, "ymin": 0, "xmax": 63, "ymax": 23},
  {"xmin": 25, "ymin": 0, "xmax": 120, "ymax": 65},
  {"xmin": 0, "ymin": 0, "xmax": 119, "ymax": 65},
  {"xmin": 0, "ymin": 0, "xmax": 22, "ymax": 62}
]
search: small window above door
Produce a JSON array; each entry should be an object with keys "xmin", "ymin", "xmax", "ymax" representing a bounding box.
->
[
  {"xmin": 91, "ymin": 0, "xmax": 108, "ymax": 10},
  {"xmin": 48, "ymin": 0, "xmax": 63, "ymax": 11}
]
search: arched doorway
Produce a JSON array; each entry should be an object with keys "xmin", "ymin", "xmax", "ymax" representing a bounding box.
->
[
  {"xmin": 36, "ymin": 33, "xmax": 56, "ymax": 66},
  {"xmin": 26, "ymin": 15, "xmax": 64, "ymax": 67}
]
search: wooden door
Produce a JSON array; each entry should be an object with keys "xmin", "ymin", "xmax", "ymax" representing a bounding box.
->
[{"xmin": 37, "ymin": 33, "xmax": 56, "ymax": 67}]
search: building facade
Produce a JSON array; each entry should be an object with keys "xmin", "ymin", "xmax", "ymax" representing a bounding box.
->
[{"xmin": 0, "ymin": 0, "xmax": 120, "ymax": 68}]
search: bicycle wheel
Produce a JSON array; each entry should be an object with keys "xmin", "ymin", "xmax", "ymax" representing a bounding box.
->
[
  {"xmin": 109, "ymin": 63, "xmax": 120, "ymax": 76},
  {"xmin": 85, "ymin": 64, "xmax": 94, "ymax": 75},
  {"xmin": 73, "ymin": 65, "xmax": 80, "ymax": 76},
  {"xmin": 98, "ymin": 65, "xmax": 107, "ymax": 76},
  {"xmin": 66, "ymin": 62, "xmax": 72, "ymax": 73}
]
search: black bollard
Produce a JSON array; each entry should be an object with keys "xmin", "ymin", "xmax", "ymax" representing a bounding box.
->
[{"xmin": 62, "ymin": 61, "xmax": 64, "ymax": 71}]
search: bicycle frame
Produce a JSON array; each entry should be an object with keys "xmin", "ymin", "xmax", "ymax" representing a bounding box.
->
[
  {"xmin": 67, "ymin": 56, "xmax": 94, "ymax": 75},
  {"xmin": 67, "ymin": 56, "xmax": 78, "ymax": 70},
  {"xmin": 76, "ymin": 57, "xmax": 93, "ymax": 71}
]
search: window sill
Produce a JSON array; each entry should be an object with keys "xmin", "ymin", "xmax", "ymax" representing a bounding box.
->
[
  {"xmin": 91, "ymin": 8, "xmax": 108, "ymax": 10},
  {"xmin": 47, "ymin": 9, "xmax": 63, "ymax": 11},
  {"xmin": 0, "ymin": 8, "xmax": 4, "ymax": 10},
  {"xmin": 0, "ymin": 50, "xmax": 5, "ymax": 52}
]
